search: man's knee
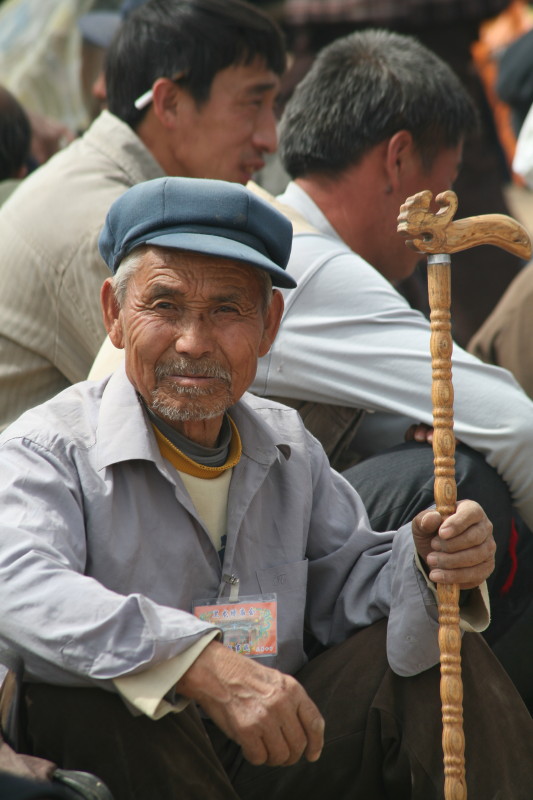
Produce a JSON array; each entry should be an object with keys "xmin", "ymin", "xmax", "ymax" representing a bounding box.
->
[
  {"xmin": 22, "ymin": 684, "xmax": 235, "ymax": 800},
  {"xmin": 296, "ymin": 620, "xmax": 391, "ymax": 740}
]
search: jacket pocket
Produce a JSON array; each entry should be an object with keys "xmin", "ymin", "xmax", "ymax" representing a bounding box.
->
[{"xmin": 255, "ymin": 559, "xmax": 308, "ymax": 674}]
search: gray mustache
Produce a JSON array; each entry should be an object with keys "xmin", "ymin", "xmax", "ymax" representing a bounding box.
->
[{"xmin": 155, "ymin": 359, "xmax": 231, "ymax": 383}]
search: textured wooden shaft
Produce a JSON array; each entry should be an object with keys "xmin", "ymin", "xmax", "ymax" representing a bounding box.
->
[{"xmin": 428, "ymin": 259, "xmax": 467, "ymax": 800}]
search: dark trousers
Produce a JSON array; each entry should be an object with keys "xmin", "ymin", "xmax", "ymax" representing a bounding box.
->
[
  {"xmin": 343, "ymin": 440, "xmax": 533, "ymax": 711},
  {"xmin": 15, "ymin": 621, "xmax": 533, "ymax": 800}
]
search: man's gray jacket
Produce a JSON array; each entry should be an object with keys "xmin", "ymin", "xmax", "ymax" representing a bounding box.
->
[{"xmin": 0, "ymin": 367, "xmax": 486, "ymax": 691}]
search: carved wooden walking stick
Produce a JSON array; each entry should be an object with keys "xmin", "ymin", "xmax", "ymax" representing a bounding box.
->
[{"xmin": 397, "ymin": 190, "xmax": 531, "ymax": 800}]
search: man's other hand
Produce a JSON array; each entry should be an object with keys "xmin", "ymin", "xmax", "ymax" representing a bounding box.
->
[
  {"xmin": 175, "ymin": 640, "xmax": 325, "ymax": 766},
  {"xmin": 404, "ymin": 422, "xmax": 434, "ymax": 444},
  {"xmin": 412, "ymin": 499, "xmax": 496, "ymax": 589}
]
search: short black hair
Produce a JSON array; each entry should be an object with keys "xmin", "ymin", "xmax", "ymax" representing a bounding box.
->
[
  {"xmin": 279, "ymin": 28, "xmax": 478, "ymax": 179},
  {"xmin": 0, "ymin": 86, "xmax": 31, "ymax": 181},
  {"xmin": 106, "ymin": 0, "xmax": 286, "ymax": 129}
]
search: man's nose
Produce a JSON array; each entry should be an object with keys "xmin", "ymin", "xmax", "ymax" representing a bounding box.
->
[
  {"xmin": 253, "ymin": 105, "xmax": 278, "ymax": 155},
  {"xmin": 174, "ymin": 315, "xmax": 214, "ymax": 357}
]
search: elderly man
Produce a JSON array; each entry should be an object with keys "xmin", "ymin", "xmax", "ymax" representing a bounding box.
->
[
  {"xmin": 0, "ymin": 177, "xmax": 532, "ymax": 799},
  {"xmin": 0, "ymin": 0, "xmax": 284, "ymax": 432}
]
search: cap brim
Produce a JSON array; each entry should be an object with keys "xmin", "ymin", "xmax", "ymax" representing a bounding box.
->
[
  {"xmin": 79, "ymin": 12, "xmax": 121, "ymax": 48},
  {"xmin": 140, "ymin": 232, "xmax": 297, "ymax": 289}
]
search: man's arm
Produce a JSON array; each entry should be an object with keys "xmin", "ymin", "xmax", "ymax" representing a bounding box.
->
[
  {"xmin": 0, "ymin": 433, "xmax": 219, "ymax": 688},
  {"xmin": 0, "ymin": 218, "xmax": 109, "ymax": 430},
  {"xmin": 56, "ymin": 229, "xmax": 110, "ymax": 384},
  {"xmin": 253, "ymin": 234, "xmax": 533, "ymax": 529},
  {"xmin": 468, "ymin": 260, "xmax": 533, "ymax": 401}
]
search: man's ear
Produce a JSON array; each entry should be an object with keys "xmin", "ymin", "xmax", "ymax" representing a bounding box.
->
[
  {"xmin": 101, "ymin": 278, "xmax": 125, "ymax": 349},
  {"xmin": 150, "ymin": 77, "xmax": 183, "ymax": 129},
  {"xmin": 258, "ymin": 289, "xmax": 284, "ymax": 357},
  {"xmin": 385, "ymin": 130, "xmax": 416, "ymax": 191}
]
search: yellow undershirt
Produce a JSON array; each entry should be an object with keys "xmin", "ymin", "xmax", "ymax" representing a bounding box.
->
[
  {"xmin": 152, "ymin": 417, "xmax": 242, "ymax": 550},
  {"xmin": 152, "ymin": 416, "xmax": 242, "ymax": 479}
]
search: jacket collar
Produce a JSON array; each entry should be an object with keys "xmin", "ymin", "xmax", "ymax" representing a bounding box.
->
[
  {"xmin": 95, "ymin": 364, "xmax": 156, "ymax": 470},
  {"xmin": 95, "ymin": 365, "xmax": 291, "ymax": 471},
  {"xmin": 85, "ymin": 110, "xmax": 166, "ymax": 185}
]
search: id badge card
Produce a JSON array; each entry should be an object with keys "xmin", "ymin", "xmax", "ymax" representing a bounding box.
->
[{"xmin": 193, "ymin": 594, "xmax": 277, "ymax": 658}]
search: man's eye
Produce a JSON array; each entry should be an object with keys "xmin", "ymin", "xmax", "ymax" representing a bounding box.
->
[
  {"xmin": 217, "ymin": 305, "xmax": 239, "ymax": 314},
  {"xmin": 154, "ymin": 301, "xmax": 176, "ymax": 311},
  {"xmin": 242, "ymin": 96, "xmax": 262, "ymax": 110}
]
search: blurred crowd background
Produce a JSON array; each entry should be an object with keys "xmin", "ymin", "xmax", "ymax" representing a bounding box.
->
[{"xmin": 1, "ymin": 0, "xmax": 533, "ymax": 345}]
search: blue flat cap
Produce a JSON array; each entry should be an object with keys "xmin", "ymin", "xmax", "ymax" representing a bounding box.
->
[{"xmin": 98, "ymin": 177, "xmax": 297, "ymax": 289}]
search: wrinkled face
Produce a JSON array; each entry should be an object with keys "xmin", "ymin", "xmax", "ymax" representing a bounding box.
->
[
  {"xmin": 170, "ymin": 57, "xmax": 280, "ymax": 184},
  {"xmin": 103, "ymin": 248, "xmax": 283, "ymax": 446}
]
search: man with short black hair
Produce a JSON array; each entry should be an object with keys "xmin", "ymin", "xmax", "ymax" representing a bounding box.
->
[
  {"xmin": 0, "ymin": 0, "xmax": 284, "ymax": 431},
  {"xmin": 0, "ymin": 176, "xmax": 532, "ymax": 800},
  {"xmin": 248, "ymin": 28, "xmax": 533, "ymax": 710}
]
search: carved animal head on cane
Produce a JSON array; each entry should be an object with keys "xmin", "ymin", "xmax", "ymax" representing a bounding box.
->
[{"xmin": 397, "ymin": 189, "xmax": 531, "ymax": 260}]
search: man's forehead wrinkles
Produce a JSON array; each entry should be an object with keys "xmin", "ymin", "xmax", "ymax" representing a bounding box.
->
[
  {"xmin": 142, "ymin": 275, "xmax": 256, "ymax": 304},
  {"xmin": 146, "ymin": 281, "xmax": 187, "ymax": 299},
  {"xmin": 142, "ymin": 257, "xmax": 259, "ymax": 284},
  {"xmin": 146, "ymin": 284, "xmax": 248, "ymax": 302}
]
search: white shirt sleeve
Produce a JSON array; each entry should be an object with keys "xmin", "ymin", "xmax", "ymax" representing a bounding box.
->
[
  {"xmin": 513, "ymin": 101, "xmax": 533, "ymax": 190},
  {"xmin": 413, "ymin": 551, "xmax": 490, "ymax": 632},
  {"xmin": 113, "ymin": 630, "xmax": 220, "ymax": 719},
  {"xmin": 253, "ymin": 231, "xmax": 533, "ymax": 530}
]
